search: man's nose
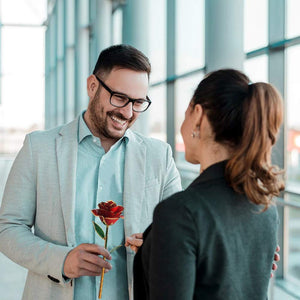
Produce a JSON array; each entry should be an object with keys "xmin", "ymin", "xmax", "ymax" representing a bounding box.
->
[{"xmin": 119, "ymin": 102, "xmax": 133, "ymax": 119}]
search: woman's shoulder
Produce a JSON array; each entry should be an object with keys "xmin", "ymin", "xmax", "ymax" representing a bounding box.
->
[{"xmin": 154, "ymin": 188, "xmax": 206, "ymax": 222}]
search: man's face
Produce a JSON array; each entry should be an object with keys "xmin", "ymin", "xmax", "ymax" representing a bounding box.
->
[{"xmin": 87, "ymin": 68, "xmax": 149, "ymax": 140}]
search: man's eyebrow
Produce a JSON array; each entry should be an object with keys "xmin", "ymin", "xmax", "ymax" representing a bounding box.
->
[
  {"xmin": 113, "ymin": 90, "xmax": 148, "ymax": 100},
  {"xmin": 113, "ymin": 90, "xmax": 128, "ymax": 97}
]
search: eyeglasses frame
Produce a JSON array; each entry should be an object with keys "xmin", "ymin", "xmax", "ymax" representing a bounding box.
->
[{"xmin": 93, "ymin": 74, "xmax": 151, "ymax": 112}]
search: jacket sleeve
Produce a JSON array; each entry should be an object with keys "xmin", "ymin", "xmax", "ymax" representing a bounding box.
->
[
  {"xmin": 148, "ymin": 197, "xmax": 198, "ymax": 300},
  {"xmin": 0, "ymin": 134, "xmax": 72, "ymax": 286},
  {"xmin": 161, "ymin": 144, "xmax": 182, "ymax": 200}
]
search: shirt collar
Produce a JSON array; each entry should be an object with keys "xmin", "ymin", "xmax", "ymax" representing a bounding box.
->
[{"xmin": 78, "ymin": 111, "xmax": 130, "ymax": 144}]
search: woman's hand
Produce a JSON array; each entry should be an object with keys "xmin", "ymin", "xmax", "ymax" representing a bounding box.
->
[{"xmin": 125, "ymin": 233, "xmax": 143, "ymax": 253}]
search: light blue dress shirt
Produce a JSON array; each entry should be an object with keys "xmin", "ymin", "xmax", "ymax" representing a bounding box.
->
[{"xmin": 74, "ymin": 113, "xmax": 129, "ymax": 300}]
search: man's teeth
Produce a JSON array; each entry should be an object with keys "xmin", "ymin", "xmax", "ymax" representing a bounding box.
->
[{"xmin": 111, "ymin": 115, "xmax": 127, "ymax": 125}]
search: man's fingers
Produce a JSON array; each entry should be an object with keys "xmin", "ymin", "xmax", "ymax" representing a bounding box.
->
[
  {"xmin": 126, "ymin": 236, "xmax": 143, "ymax": 247},
  {"xmin": 83, "ymin": 252, "xmax": 112, "ymax": 270},
  {"xmin": 274, "ymin": 252, "xmax": 280, "ymax": 262},
  {"xmin": 79, "ymin": 243, "xmax": 112, "ymax": 260},
  {"xmin": 130, "ymin": 245, "xmax": 139, "ymax": 253},
  {"xmin": 77, "ymin": 266, "xmax": 109, "ymax": 277},
  {"xmin": 125, "ymin": 233, "xmax": 143, "ymax": 247},
  {"xmin": 83, "ymin": 253, "xmax": 112, "ymax": 270},
  {"xmin": 80, "ymin": 261, "xmax": 105, "ymax": 275},
  {"xmin": 275, "ymin": 245, "xmax": 280, "ymax": 252},
  {"xmin": 132, "ymin": 233, "xmax": 143, "ymax": 239}
]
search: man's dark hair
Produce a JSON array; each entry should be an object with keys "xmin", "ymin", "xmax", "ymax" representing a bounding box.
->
[{"xmin": 93, "ymin": 44, "xmax": 151, "ymax": 79}]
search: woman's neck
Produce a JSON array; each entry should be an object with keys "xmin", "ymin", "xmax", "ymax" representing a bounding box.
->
[{"xmin": 198, "ymin": 143, "xmax": 231, "ymax": 173}]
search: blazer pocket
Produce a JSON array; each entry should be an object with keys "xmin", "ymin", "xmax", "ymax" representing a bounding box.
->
[{"xmin": 48, "ymin": 275, "xmax": 60, "ymax": 283}]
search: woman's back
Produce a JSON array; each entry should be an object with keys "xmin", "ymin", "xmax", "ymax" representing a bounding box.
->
[
  {"xmin": 187, "ymin": 161, "xmax": 277, "ymax": 299},
  {"xmin": 135, "ymin": 161, "xmax": 278, "ymax": 300}
]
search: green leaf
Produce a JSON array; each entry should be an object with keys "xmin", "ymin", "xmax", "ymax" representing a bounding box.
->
[
  {"xmin": 109, "ymin": 244, "xmax": 123, "ymax": 254},
  {"xmin": 93, "ymin": 221, "xmax": 105, "ymax": 240}
]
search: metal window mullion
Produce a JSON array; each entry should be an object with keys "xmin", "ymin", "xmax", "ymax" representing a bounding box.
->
[
  {"xmin": 74, "ymin": 0, "xmax": 90, "ymax": 116},
  {"xmin": 65, "ymin": 0, "xmax": 76, "ymax": 122},
  {"xmin": 268, "ymin": 0, "xmax": 286, "ymax": 280},
  {"xmin": 166, "ymin": 0, "xmax": 176, "ymax": 156},
  {"xmin": 45, "ymin": 25, "xmax": 50, "ymax": 128},
  {"xmin": 63, "ymin": 0, "xmax": 67, "ymax": 123},
  {"xmin": 57, "ymin": 0, "xmax": 65, "ymax": 126},
  {"xmin": 53, "ymin": 7, "xmax": 58, "ymax": 127}
]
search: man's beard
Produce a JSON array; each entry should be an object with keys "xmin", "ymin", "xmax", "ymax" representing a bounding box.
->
[{"xmin": 89, "ymin": 93, "xmax": 132, "ymax": 139}]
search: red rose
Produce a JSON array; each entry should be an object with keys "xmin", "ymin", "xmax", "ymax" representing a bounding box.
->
[{"xmin": 92, "ymin": 200, "xmax": 124, "ymax": 226}]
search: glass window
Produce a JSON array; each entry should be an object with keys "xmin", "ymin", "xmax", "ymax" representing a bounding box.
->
[
  {"xmin": 243, "ymin": 55, "xmax": 268, "ymax": 82},
  {"xmin": 148, "ymin": 84, "xmax": 167, "ymax": 142},
  {"xmin": 57, "ymin": 0, "xmax": 64, "ymax": 59},
  {"xmin": 175, "ymin": 73, "xmax": 203, "ymax": 182},
  {"xmin": 286, "ymin": 0, "xmax": 300, "ymax": 39},
  {"xmin": 65, "ymin": 48, "xmax": 76, "ymax": 122},
  {"xmin": 176, "ymin": 0, "xmax": 205, "ymax": 75},
  {"xmin": 78, "ymin": 0, "xmax": 89, "ymax": 27},
  {"xmin": 0, "ymin": 26, "xmax": 45, "ymax": 154},
  {"xmin": 112, "ymin": 8, "xmax": 123, "ymax": 45},
  {"xmin": 285, "ymin": 193, "xmax": 300, "ymax": 285},
  {"xmin": 244, "ymin": 0, "xmax": 268, "ymax": 52},
  {"xmin": 286, "ymin": 44, "xmax": 300, "ymax": 288},
  {"xmin": 149, "ymin": 0, "xmax": 166, "ymax": 83},
  {"xmin": 66, "ymin": 0, "xmax": 75, "ymax": 46},
  {"xmin": 0, "ymin": 0, "xmax": 47, "ymax": 25},
  {"xmin": 286, "ymin": 45, "xmax": 300, "ymax": 185}
]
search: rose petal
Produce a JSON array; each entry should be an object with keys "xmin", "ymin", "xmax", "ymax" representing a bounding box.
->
[
  {"xmin": 91, "ymin": 209, "xmax": 101, "ymax": 216},
  {"xmin": 99, "ymin": 209, "xmax": 113, "ymax": 217},
  {"xmin": 103, "ymin": 217, "xmax": 121, "ymax": 225},
  {"xmin": 110, "ymin": 206, "xmax": 124, "ymax": 214}
]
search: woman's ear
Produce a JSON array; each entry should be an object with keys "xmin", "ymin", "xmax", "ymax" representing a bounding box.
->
[
  {"xmin": 193, "ymin": 104, "xmax": 204, "ymax": 129},
  {"xmin": 87, "ymin": 75, "xmax": 98, "ymax": 98}
]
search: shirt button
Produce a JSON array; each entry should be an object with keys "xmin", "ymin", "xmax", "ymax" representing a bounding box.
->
[{"xmin": 99, "ymin": 186, "xmax": 103, "ymax": 191}]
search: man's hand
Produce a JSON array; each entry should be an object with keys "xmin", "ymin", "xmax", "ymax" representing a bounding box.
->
[
  {"xmin": 63, "ymin": 243, "xmax": 112, "ymax": 278},
  {"xmin": 125, "ymin": 233, "xmax": 143, "ymax": 253},
  {"xmin": 271, "ymin": 245, "xmax": 280, "ymax": 278}
]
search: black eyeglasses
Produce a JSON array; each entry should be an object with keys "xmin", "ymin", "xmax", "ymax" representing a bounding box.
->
[{"xmin": 94, "ymin": 74, "xmax": 151, "ymax": 113}]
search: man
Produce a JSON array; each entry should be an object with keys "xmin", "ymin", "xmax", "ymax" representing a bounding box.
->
[{"xmin": 0, "ymin": 45, "xmax": 182, "ymax": 300}]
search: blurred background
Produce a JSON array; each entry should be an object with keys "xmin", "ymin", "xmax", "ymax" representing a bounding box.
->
[{"xmin": 0, "ymin": 0, "xmax": 299, "ymax": 299}]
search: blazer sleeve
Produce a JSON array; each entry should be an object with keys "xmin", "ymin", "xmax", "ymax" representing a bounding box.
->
[
  {"xmin": 0, "ymin": 134, "xmax": 72, "ymax": 286},
  {"xmin": 161, "ymin": 145, "xmax": 182, "ymax": 200},
  {"xmin": 148, "ymin": 196, "xmax": 198, "ymax": 300}
]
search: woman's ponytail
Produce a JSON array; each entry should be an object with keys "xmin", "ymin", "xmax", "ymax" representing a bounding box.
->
[{"xmin": 225, "ymin": 82, "xmax": 284, "ymax": 208}]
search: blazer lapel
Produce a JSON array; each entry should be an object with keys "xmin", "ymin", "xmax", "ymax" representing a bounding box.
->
[
  {"xmin": 123, "ymin": 130, "xmax": 146, "ymax": 237},
  {"xmin": 56, "ymin": 118, "xmax": 79, "ymax": 246}
]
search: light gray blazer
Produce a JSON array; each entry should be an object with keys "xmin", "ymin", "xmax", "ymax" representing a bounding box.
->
[{"xmin": 0, "ymin": 116, "xmax": 182, "ymax": 300}]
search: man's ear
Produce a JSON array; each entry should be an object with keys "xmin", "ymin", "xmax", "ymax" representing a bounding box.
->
[{"xmin": 87, "ymin": 74, "xmax": 98, "ymax": 98}]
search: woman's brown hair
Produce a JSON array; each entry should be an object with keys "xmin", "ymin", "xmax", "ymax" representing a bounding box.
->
[{"xmin": 192, "ymin": 69, "xmax": 284, "ymax": 208}]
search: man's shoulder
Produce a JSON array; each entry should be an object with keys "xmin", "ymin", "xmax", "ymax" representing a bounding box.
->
[
  {"xmin": 27, "ymin": 118, "xmax": 78, "ymax": 144},
  {"xmin": 29, "ymin": 125, "xmax": 63, "ymax": 138}
]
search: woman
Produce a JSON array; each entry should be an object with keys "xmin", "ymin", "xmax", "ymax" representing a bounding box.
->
[{"xmin": 133, "ymin": 69, "xmax": 284, "ymax": 300}]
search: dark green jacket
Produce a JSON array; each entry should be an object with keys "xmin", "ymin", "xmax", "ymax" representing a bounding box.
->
[{"xmin": 134, "ymin": 161, "xmax": 278, "ymax": 300}]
